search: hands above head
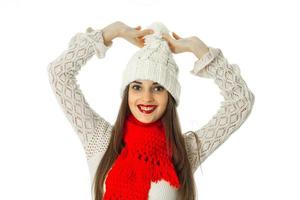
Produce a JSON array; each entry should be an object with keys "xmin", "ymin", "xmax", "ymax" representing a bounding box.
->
[
  {"xmin": 102, "ymin": 21, "xmax": 209, "ymax": 59},
  {"xmin": 162, "ymin": 32, "xmax": 209, "ymax": 59}
]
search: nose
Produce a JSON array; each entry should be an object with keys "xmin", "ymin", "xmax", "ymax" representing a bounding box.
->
[{"xmin": 142, "ymin": 90, "xmax": 155, "ymax": 102}]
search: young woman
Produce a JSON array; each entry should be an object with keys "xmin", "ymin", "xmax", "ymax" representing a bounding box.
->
[{"xmin": 47, "ymin": 21, "xmax": 255, "ymax": 200}]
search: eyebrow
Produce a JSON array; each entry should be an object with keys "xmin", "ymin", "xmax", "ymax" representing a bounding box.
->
[{"xmin": 132, "ymin": 81, "xmax": 159, "ymax": 85}]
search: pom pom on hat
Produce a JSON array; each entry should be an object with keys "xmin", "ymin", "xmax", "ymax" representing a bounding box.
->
[
  {"xmin": 143, "ymin": 22, "xmax": 170, "ymax": 47},
  {"xmin": 120, "ymin": 22, "xmax": 181, "ymax": 107}
]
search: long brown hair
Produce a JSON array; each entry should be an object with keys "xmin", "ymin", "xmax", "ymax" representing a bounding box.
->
[{"xmin": 92, "ymin": 84, "xmax": 201, "ymax": 200}]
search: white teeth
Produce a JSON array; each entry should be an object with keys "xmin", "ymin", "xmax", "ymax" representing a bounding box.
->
[{"xmin": 140, "ymin": 106, "xmax": 155, "ymax": 111}]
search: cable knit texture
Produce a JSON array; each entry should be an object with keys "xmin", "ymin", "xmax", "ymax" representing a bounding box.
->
[
  {"xmin": 47, "ymin": 27, "xmax": 255, "ymax": 200},
  {"xmin": 103, "ymin": 113, "xmax": 180, "ymax": 199}
]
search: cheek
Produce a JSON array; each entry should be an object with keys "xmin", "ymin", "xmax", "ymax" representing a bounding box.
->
[
  {"xmin": 128, "ymin": 91, "xmax": 138, "ymax": 107},
  {"xmin": 157, "ymin": 93, "xmax": 168, "ymax": 108}
]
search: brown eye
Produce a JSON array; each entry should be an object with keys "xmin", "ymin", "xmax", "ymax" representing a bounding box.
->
[
  {"xmin": 154, "ymin": 86, "xmax": 165, "ymax": 92},
  {"xmin": 132, "ymin": 85, "xmax": 141, "ymax": 91}
]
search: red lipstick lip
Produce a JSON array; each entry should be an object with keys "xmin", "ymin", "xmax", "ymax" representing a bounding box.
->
[{"xmin": 137, "ymin": 105, "xmax": 157, "ymax": 114}]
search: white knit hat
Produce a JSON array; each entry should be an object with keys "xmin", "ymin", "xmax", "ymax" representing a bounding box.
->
[{"xmin": 120, "ymin": 22, "xmax": 181, "ymax": 107}]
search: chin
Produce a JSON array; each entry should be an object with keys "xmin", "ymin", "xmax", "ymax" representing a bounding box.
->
[{"xmin": 137, "ymin": 112, "xmax": 157, "ymax": 122}]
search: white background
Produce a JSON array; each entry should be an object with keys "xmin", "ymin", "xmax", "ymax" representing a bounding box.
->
[{"xmin": 1, "ymin": 0, "xmax": 299, "ymax": 199}]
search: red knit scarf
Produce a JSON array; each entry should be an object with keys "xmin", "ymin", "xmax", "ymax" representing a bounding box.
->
[{"xmin": 103, "ymin": 113, "xmax": 181, "ymax": 199}]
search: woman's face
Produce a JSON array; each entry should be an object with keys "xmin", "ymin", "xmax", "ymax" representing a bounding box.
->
[{"xmin": 128, "ymin": 79, "xmax": 168, "ymax": 123}]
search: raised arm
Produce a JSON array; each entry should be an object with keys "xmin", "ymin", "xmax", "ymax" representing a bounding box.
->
[
  {"xmin": 47, "ymin": 26, "xmax": 115, "ymax": 161},
  {"xmin": 184, "ymin": 46, "xmax": 255, "ymax": 173}
]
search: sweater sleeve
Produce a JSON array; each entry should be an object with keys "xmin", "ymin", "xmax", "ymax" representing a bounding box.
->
[
  {"xmin": 47, "ymin": 27, "xmax": 114, "ymax": 161},
  {"xmin": 184, "ymin": 46, "xmax": 255, "ymax": 173}
]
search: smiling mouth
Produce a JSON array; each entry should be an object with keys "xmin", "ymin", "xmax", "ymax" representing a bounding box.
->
[{"xmin": 137, "ymin": 105, "xmax": 157, "ymax": 114}]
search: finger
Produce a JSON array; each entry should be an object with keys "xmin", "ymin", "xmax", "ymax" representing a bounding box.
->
[
  {"xmin": 137, "ymin": 37, "xmax": 146, "ymax": 46},
  {"xmin": 162, "ymin": 33, "xmax": 173, "ymax": 42},
  {"xmin": 136, "ymin": 29, "xmax": 154, "ymax": 37},
  {"xmin": 136, "ymin": 40, "xmax": 144, "ymax": 48},
  {"xmin": 172, "ymin": 32, "xmax": 182, "ymax": 40},
  {"xmin": 137, "ymin": 33, "xmax": 146, "ymax": 40},
  {"xmin": 138, "ymin": 35, "xmax": 147, "ymax": 46},
  {"xmin": 129, "ymin": 37, "xmax": 143, "ymax": 48}
]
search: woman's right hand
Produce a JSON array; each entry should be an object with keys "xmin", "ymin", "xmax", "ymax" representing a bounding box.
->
[
  {"xmin": 162, "ymin": 32, "xmax": 209, "ymax": 59},
  {"xmin": 102, "ymin": 21, "xmax": 154, "ymax": 48}
]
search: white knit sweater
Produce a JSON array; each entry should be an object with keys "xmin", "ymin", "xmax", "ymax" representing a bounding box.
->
[{"xmin": 47, "ymin": 27, "xmax": 255, "ymax": 200}]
